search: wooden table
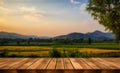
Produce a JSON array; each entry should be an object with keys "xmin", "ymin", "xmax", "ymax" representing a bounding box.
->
[{"xmin": 0, "ymin": 58, "xmax": 120, "ymax": 73}]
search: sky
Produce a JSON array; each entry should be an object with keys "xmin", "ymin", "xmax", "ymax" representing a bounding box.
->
[{"xmin": 0, "ymin": 0, "xmax": 105, "ymax": 37}]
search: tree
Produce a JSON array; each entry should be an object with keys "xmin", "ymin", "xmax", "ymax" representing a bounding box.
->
[
  {"xmin": 88, "ymin": 37, "xmax": 92, "ymax": 45},
  {"xmin": 86, "ymin": 0, "xmax": 120, "ymax": 42},
  {"xmin": 49, "ymin": 48, "xmax": 61, "ymax": 58},
  {"xmin": 0, "ymin": 49, "xmax": 8, "ymax": 57},
  {"xmin": 80, "ymin": 38, "xmax": 84, "ymax": 43},
  {"xmin": 63, "ymin": 49, "xmax": 67, "ymax": 57},
  {"xmin": 17, "ymin": 41, "xmax": 20, "ymax": 45}
]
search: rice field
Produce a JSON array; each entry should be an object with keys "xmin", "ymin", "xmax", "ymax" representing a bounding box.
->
[
  {"xmin": 0, "ymin": 46, "xmax": 51, "ymax": 51},
  {"xmin": 80, "ymin": 48, "xmax": 120, "ymax": 54},
  {"xmin": 0, "ymin": 46, "xmax": 120, "ymax": 57}
]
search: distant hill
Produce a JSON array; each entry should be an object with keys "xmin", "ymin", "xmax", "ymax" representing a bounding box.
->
[
  {"xmin": 0, "ymin": 31, "xmax": 115, "ymax": 41},
  {"xmin": 54, "ymin": 30, "xmax": 115, "ymax": 41},
  {"xmin": 0, "ymin": 31, "xmax": 49, "ymax": 39}
]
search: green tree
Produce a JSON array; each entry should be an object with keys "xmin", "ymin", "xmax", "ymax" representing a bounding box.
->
[
  {"xmin": 88, "ymin": 37, "xmax": 92, "ymax": 45},
  {"xmin": 0, "ymin": 49, "xmax": 8, "ymax": 57},
  {"xmin": 63, "ymin": 49, "xmax": 67, "ymax": 57},
  {"xmin": 17, "ymin": 41, "xmax": 20, "ymax": 45},
  {"xmin": 49, "ymin": 48, "xmax": 61, "ymax": 58},
  {"xmin": 80, "ymin": 38, "xmax": 84, "ymax": 43},
  {"xmin": 86, "ymin": 0, "xmax": 120, "ymax": 42},
  {"xmin": 68, "ymin": 49, "xmax": 79, "ymax": 57}
]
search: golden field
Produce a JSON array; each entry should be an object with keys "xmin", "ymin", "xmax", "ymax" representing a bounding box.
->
[{"xmin": 0, "ymin": 46, "xmax": 120, "ymax": 57}]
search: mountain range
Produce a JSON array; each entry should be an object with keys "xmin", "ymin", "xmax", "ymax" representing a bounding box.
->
[
  {"xmin": 54, "ymin": 30, "xmax": 115, "ymax": 41},
  {"xmin": 0, "ymin": 30, "xmax": 115, "ymax": 41},
  {"xmin": 0, "ymin": 31, "xmax": 49, "ymax": 39}
]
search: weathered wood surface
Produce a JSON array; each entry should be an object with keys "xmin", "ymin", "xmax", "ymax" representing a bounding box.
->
[{"xmin": 0, "ymin": 58, "xmax": 120, "ymax": 73}]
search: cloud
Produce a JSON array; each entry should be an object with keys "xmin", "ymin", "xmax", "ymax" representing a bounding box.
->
[
  {"xmin": 0, "ymin": 0, "xmax": 49, "ymax": 24},
  {"xmin": 19, "ymin": 6, "xmax": 36, "ymax": 12},
  {"xmin": 0, "ymin": 1, "xmax": 11, "ymax": 16},
  {"xmin": 19, "ymin": 6, "xmax": 46, "ymax": 16},
  {"xmin": 69, "ymin": 19, "xmax": 105, "ymax": 33},
  {"xmin": 0, "ymin": 0, "xmax": 7, "ymax": 10},
  {"xmin": 18, "ymin": 6, "xmax": 48, "ymax": 21},
  {"xmin": 0, "ymin": 4, "xmax": 47, "ymax": 20},
  {"xmin": 0, "ymin": 0, "xmax": 47, "ymax": 18},
  {"xmin": 79, "ymin": 3, "xmax": 87, "ymax": 15},
  {"xmin": 70, "ymin": 0, "xmax": 87, "ymax": 15},
  {"xmin": 0, "ymin": 1, "xmax": 4, "ymax": 6},
  {"xmin": 70, "ymin": 0, "xmax": 81, "ymax": 4}
]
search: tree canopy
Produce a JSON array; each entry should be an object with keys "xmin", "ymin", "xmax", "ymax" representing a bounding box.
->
[{"xmin": 86, "ymin": 0, "xmax": 120, "ymax": 41}]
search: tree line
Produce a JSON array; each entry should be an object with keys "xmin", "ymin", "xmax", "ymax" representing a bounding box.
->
[{"xmin": 0, "ymin": 38, "xmax": 115, "ymax": 46}]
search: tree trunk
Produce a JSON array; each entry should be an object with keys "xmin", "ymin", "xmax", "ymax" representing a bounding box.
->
[{"xmin": 118, "ymin": 40, "xmax": 120, "ymax": 50}]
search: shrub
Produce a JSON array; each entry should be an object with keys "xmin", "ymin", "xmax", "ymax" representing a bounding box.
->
[
  {"xmin": 68, "ymin": 49, "xmax": 79, "ymax": 57},
  {"xmin": 49, "ymin": 48, "xmax": 61, "ymax": 58},
  {"xmin": 8, "ymin": 54, "xmax": 19, "ymax": 57},
  {"xmin": 27, "ymin": 54, "xmax": 40, "ymax": 58},
  {"xmin": 62, "ymin": 49, "xmax": 67, "ymax": 57},
  {"xmin": 0, "ymin": 49, "xmax": 9, "ymax": 57},
  {"xmin": 8, "ymin": 54, "xmax": 25, "ymax": 57}
]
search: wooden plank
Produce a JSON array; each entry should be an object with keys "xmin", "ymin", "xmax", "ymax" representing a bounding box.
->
[
  {"xmin": 56, "ymin": 58, "xmax": 64, "ymax": 69},
  {"xmin": 46, "ymin": 58, "xmax": 57, "ymax": 69},
  {"xmin": 9, "ymin": 58, "xmax": 30, "ymax": 69},
  {"xmin": 0, "ymin": 62, "xmax": 6, "ymax": 66},
  {"xmin": 0, "ymin": 59, "xmax": 9, "ymax": 67},
  {"xmin": 0, "ymin": 58, "xmax": 120, "ymax": 73},
  {"xmin": 27, "ymin": 58, "xmax": 44, "ymax": 69},
  {"xmin": 98, "ymin": 58, "xmax": 120, "ymax": 69},
  {"xmin": 18, "ymin": 58, "xmax": 38, "ymax": 69},
  {"xmin": 108, "ymin": 58, "xmax": 120, "ymax": 62},
  {"xmin": 103, "ymin": 58, "xmax": 120, "ymax": 66},
  {"xmin": 1, "ymin": 58, "xmax": 26, "ymax": 69},
  {"xmin": 78, "ymin": 58, "xmax": 91, "ymax": 69},
  {"xmin": 69, "ymin": 58, "xmax": 83, "ymax": 69},
  {"xmin": 36, "ymin": 58, "xmax": 51, "ymax": 69},
  {"xmin": 64, "ymin": 58, "xmax": 74, "ymax": 69},
  {"xmin": 0, "ymin": 58, "xmax": 21, "ymax": 69},
  {"xmin": 0, "ymin": 62, "xmax": 10, "ymax": 69},
  {"xmin": 82, "ymin": 58, "xmax": 100, "ymax": 69},
  {"xmin": 88, "ymin": 58, "xmax": 112, "ymax": 69}
]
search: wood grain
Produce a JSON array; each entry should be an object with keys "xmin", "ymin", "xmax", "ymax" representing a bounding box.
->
[{"xmin": 0, "ymin": 58, "xmax": 119, "ymax": 73}]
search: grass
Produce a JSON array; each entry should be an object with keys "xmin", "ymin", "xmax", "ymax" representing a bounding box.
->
[
  {"xmin": 0, "ymin": 43, "xmax": 120, "ymax": 57},
  {"xmin": 0, "ymin": 46, "xmax": 51, "ymax": 51},
  {"xmin": 8, "ymin": 51, "xmax": 48, "ymax": 56},
  {"xmin": 80, "ymin": 48, "xmax": 120, "ymax": 54},
  {"xmin": 51, "ymin": 43, "xmax": 120, "ymax": 49}
]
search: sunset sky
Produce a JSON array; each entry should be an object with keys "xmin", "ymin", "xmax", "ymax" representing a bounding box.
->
[{"xmin": 0, "ymin": 0, "xmax": 105, "ymax": 37}]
